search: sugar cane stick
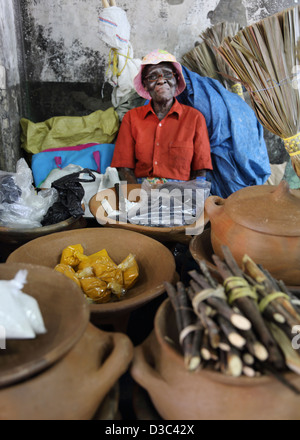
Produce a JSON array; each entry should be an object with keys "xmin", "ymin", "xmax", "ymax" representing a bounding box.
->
[
  {"xmin": 217, "ymin": 315, "xmax": 246, "ymax": 349},
  {"xmin": 239, "ymin": 328, "xmax": 269, "ymax": 362},
  {"xmin": 176, "ymin": 282, "xmax": 197, "ymax": 368},
  {"xmin": 226, "ymin": 349, "xmax": 243, "ymax": 377},
  {"xmin": 189, "ymin": 321, "xmax": 203, "ymax": 371},
  {"xmin": 198, "ymin": 260, "xmax": 219, "ymax": 288},
  {"xmin": 189, "ymin": 272, "xmax": 252, "ymax": 331},
  {"xmin": 243, "ymin": 255, "xmax": 300, "ymax": 326},
  {"xmin": 188, "ymin": 286, "xmax": 220, "ymax": 349},
  {"xmin": 215, "ymin": 250, "xmax": 285, "ymax": 370}
]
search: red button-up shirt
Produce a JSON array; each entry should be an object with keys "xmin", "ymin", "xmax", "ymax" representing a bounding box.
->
[{"xmin": 111, "ymin": 99, "xmax": 212, "ymax": 181}]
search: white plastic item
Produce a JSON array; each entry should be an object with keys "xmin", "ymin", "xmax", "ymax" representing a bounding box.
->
[
  {"xmin": 98, "ymin": 6, "xmax": 142, "ymax": 106},
  {"xmin": 0, "ymin": 270, "xmax": 46, "ymax": 339}
]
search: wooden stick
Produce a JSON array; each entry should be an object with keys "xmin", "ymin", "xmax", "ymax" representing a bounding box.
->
[
  {"xmin": 216, "ymin": 249, "xmax": 286, "ymax": 370},
  {"xmin": 240, "ymin": 328, "xmax": 269, "ymax": 362},
  {"xmin": 217, "ymin": 315, "xmax": 246, "ymax": 349},
  {"xmin": 189, "ymin": 322, "xmax": 203, "ymax": 371},
  {"xmin": 188, "ymin": 273, "xmax": 252, "ymax": 331},
  {"xmin": 176, "ymin": 282, "xmax": 196, "ymax": 368},
  {"xmin": 110, "ymin": 0, "xmax": 117, "ymax": 5},
  {"xmin": 102, "ymin": 0, "xmax": 110, "ymax": 7},
  {"xmin": 198, "ymin": 260, "xmax": 219, "ymax": 288},
  {"xmin": 226, "ymin": 350, "xmax": 243, "ymax": 377}
]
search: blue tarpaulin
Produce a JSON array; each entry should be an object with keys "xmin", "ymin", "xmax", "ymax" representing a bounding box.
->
[{"xmin": 178, "ymin": 66, "xmax": 271, "ymax": 198}]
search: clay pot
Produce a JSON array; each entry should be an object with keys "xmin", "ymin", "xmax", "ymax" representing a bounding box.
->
[
  {"xmin": 0, "ymin": 263, "xmax": 90, "ymax": 387},
  {"xmin": 7, "ymin": 228, "xmax": 176, "ymax": 329},
  {"xmin": 204, "ymin": 181, "xmax": 300, "ymax": 285},
  {"xmin": 0, "ymin": 216, "xmax": 86, "ymax": 262},
  {"xmin": 0, "ymin": 323, "xmax": 133, "ymax": 420},
  {"xmin": 131, "ymin": 298, "xmax": 300, "ymax": 420},
  {"xmin": 89, "ymin": 184, "xmax": 208, "ymax": 244}
]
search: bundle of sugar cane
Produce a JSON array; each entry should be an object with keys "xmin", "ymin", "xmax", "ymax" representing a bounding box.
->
[
  {"xmin": 182, "ymin": 42, "xmax": 226, "ymax": 87},
  {"xmin": 217, "ymin": 5, "xmax": 300, "ymax": 177},
  {"xmin": 164, "ymin": 246, "xmax": 300, "ymax": 394},
  {"xmin": 200, "ymin": 22, "xmax": 245, "ymax": 99}
]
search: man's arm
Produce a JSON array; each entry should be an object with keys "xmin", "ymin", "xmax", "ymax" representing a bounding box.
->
[
  {"xmin": 190, "ymin": 169, "xmax": 207, "ymax": 180},
  {"xmin": 117, "ymin": 167, "xmax": 138, "ymax": 184}
]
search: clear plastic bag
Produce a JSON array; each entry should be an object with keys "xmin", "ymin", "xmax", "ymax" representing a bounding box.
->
[
  {"xmin": 126, "ymin": 179, "xmax": 211, "ymax": 228},
  {"xmin": 0, "ymin": 159, "xmax": 58, "ymax": 229}
]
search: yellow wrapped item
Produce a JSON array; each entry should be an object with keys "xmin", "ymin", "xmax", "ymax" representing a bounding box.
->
[
  {"xmin": 54, "ymin": 264, "xmax": 81, "ymax": 289},
  {"xmin": 80, "ymin": 277, "xmax": 111, "ymax": 304},
  {"xmin": 60, "ymin": 244, "xmax": 84, "ymax": 268},
  {"xmin": 118, "ymin": 254, "xmax": 139, "ymax": 289},
  {"xmin": 76, "ymin": 249, "xmax": 114, "ymax": 271},
  {"xmin": 57, "ymin": 244, "xmax": 139, "ymax": 304}
]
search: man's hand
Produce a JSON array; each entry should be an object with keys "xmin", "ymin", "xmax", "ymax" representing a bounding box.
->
[{"xmin": 117, "ymin": 167, "xmax": 138, "ymax": 184}]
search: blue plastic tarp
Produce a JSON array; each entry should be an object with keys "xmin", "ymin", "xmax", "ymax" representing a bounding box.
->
[{"xmin": 178, "ymin": 66, "xmax": 271, "ymax": 198}]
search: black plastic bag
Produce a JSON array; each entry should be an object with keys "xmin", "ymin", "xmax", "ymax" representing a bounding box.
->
[{"xmin": 41, "ymin": 169, "xmax": 96, "ymax": 226}]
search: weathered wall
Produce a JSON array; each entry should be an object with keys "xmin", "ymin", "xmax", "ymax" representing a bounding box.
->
[
  {"xmin": 1, "ymin": 0, "xmax": 299, "ymax": 171},
  {"xmin": 20, "ymin": 0, "xmax": 297, "ymax": 84},
  {"xmin": 0, "ymin": 0, "xmax": 25, "ymax": 171}
]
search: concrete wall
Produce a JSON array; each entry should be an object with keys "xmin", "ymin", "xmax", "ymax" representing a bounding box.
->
[
  {"xmin": 0, "ymin": 0, "xmax": 26, "ymax": 171},
  {"xmin": 0, "ymin": 0, "xmax": 298, "ymax": 171}
]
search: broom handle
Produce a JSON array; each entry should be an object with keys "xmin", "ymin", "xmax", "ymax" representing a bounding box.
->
[{"xmin": 102, "ymin": 0, "xmax": 117, "ymax": 6}]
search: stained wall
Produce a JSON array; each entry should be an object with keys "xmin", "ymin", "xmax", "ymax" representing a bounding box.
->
[{"xmin": 0, "ymin": 0, "xmax": 298, "ymax": 170}]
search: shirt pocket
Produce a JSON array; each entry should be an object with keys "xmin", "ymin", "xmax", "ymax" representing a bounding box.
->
[{"xmin": 169, "ymin": 142, "xmax": 193, "ymax": 171}]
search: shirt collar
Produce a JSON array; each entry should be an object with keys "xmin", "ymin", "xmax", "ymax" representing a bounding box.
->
[{"xmin": 142, "ymin": 98, "xmax": 182, "ymax": 120}]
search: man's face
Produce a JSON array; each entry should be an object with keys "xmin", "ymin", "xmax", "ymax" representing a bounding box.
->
[{"xmin": 143, "ymin": 62, "xmax": 178, "ymax": 102}]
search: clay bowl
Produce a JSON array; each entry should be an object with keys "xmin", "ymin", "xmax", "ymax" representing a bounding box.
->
[
  {"xmin": 7, "ymin": 228, "xmax": 177, "ymax": 323},
  {"xmin": 189, "ymin": 228, "xmax": 300, "ymax": 293},
  {"xmin": 205, "ymin": 182, "xmax": 300, "ymax": 285},
  {"xmin": 0, "ymin": 262, "xmax": 90, "ymax": 388},
  {"xmin": 89, "ymin": 184, "xmax": 208, "ymax": 244},
  {"xmin": 0, "ymin": 216, "xmax": 87, "ymax": 262},
  {"xmin": 0, "ymin": 323, "xmax": 133, "ymax": 420},
  {"xmin": 131, "ymin": 298, "xmax": 300, "ymax": 420}
]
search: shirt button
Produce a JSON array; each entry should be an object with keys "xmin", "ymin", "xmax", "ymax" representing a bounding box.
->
[
  {"xmin": 157, "ymin": 142, "xmax": 159, "ymax": 146},
  {"xmin": 154, "ymin": 161, "xmax": 158, "ymax": 165},
  {"xmin": 159, "ymin": 123, "xmax": 162, "ymax": 127}
]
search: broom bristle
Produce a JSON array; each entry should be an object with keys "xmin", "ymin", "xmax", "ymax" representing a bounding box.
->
[{"xmin": 218, "ymin": 5, "xmax": 300, "ymax": 177}]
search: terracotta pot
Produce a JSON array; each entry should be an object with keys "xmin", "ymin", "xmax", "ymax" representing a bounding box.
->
[
  {"xmin": 131, "ymin": 298, "xmax": 300, "ymax": 420},
  {"xmin": 0, "ymin": 262, "xmax": 90, "ymax": 388},
  {"xmin": 0, "ymin": 323, "xmax": 133, "ymax": 420},
  {"xmin": 204, "ymin": 182, "xmax": 300, "ymax": 285}
]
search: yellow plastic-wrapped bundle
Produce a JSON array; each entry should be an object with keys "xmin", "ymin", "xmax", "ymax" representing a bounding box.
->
[{"xmin": 54, "ymin": 245, "xmax": 139, "ymax": 304}]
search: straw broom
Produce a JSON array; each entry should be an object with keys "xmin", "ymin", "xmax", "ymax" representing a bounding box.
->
[
  {"xmin": 182, "ymin": 41, "xmax": 226, "ymax": 87},
  {"xmin": 217, "ymin": 5, "xmax": 300, "ymax": 177},
  {"xmin": 201, "ymin": 22, "xmax": 245, "ymax": 99}
]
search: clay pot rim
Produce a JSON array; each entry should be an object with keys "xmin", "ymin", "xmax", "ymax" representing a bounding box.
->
[
  {"xmin": 154, "ymin": 298, "xmax": 298, "ymax": 387},
  {"xmin": 89, "ymin": 184, "xmax": 208, "ymax": 242}
]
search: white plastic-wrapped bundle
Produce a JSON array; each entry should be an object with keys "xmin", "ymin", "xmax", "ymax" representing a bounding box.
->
[{"xmin": 0, "ymin": 270, "xmax": 47, "ymax": 339}]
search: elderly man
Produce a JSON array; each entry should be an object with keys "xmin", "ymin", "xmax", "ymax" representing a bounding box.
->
[{"xmin": 111, "ymin": 49, "xmax": 213, "ymax": 184}]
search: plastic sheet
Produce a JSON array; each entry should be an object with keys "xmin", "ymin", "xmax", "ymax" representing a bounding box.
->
[
  {"xmin": 105, "ymin": 179, "xmax": 211, "ymax": 228},
  {"xmin": 41, "ymin": 169, "xmax": 95, "ymax": 226},
  {"xmin": 0, "ymin": 159, "xmax": 58, "ymax": 229},
  {"xmin": 0, "ymin": 270, "xmax": 46, "ymax": 339}
]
